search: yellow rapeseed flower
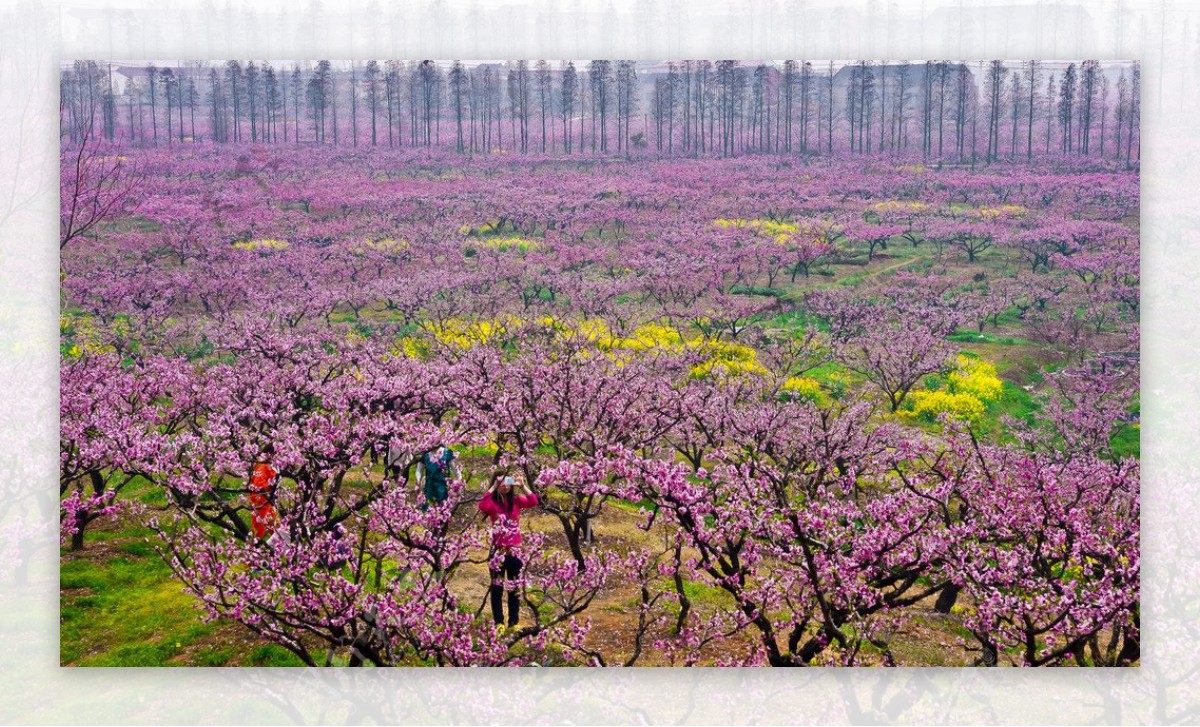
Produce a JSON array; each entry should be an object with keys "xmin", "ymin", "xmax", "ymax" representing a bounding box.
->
[
  {"xmin": 781, "ymin": 376, "xmax": 824, "ymax": 403},
  {"xmin": 232, "ymin": 239, "xmax": 290, "ymax": 251},
  {"xmin": 906, "ymin": 390, "xmax": 987, "ymax": 422},
  {"xmin": 948, "ymin": 355, "xmax": 1003, "ymax": 402}
]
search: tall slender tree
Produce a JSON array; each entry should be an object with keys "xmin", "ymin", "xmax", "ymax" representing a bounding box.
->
[
  {"xmin": 1114, "ymin": 68, "xmax": 1128, "ymax": 162},
  {"xmin": 449, "ymin": 61, "xmax": 467, "ymax": 153},
  {"xmin": 681, "ymin": 61, "xmax": 692, "ymax": 154},
  {"xmin": 536, "ymin": 60, "xmax": 552, "ymax": 153},
  {"xmin": 936, "ymin": 61, "xmax": 950, "ymax": 159},
  {"xmin": 245, "ymin": 61, "xmax": 259, "ymax": 143},
  {"xmin": 1098, "ymin": 69, "xmax": 1110, "ymax": 156},
  {"xmin": 124, "ymin": 78, "xmax": 138, "ymax": 143},
  {"xmin": 365, "ymin": 61, "xmax": 380, "ymax": 146},
  {"xmin": 146, "ymin": 63, "xmax": 158, "ymax": 146},
  {"xmin": 508, "ymin": 61, "xmax": 530, "ymax": 153},
  {"xmin": 264, "ymin": 63, "xmax": 278, "ymax": 142},
  {"xmin": 101, "ymin": 63, "xmax": 116, "ymax": 141},
  {"xmin": 893, "ymin": 61, "xmax": 910, "ymax": 149},
  {"xmin": 159, "ymin": 67, "xmax": 175, "ymax": 146},
  {"xmin": 877, "ymin": 62, "xmax": 887, "ymax": 152},
  {"xmin": 225, "ymin": 61, "xmax": 243, "ymax": 142},
  {"xmin": 665, "ymin": 63, "xmax": 679, "ymax": 155},
  {"xmin": 1126, "ymin": 62, "xmax": 1139, "ymax": 166},
  {"xmin": 384, "ymin": 61, "xmax": 399, "ymax": 147},
  {"xmin": 208, "ymin": 65, "xmax": 225, "ymax": 143},
  {"xmin": 291, "ymin": 65, "xmax": 303, "ymax": 146},
  {"xmin": 349, "ymin": 62, "xmax": 359, "ymax": 147},
  {"xmin": 921, "ymin": 60, "xmax": 933, "ymax": 157},
  {"xmin": 1079, "ymin": 60, "xmax": 1099, "ymax": 154},
  {"xmin": 617, "ymin": 61, "xmax": 638, "ymax": 154},
  {"xmin": 1058, "ymin": 63, "xmax": 1077, "ymax": 153},
  {"xmin": 589, "ymin": 60, "xmax": 612, "ymax": 153},
  {"xmin": 953, "ymin": 63, "xmax": 970, "ymax": 162},
  {"xmin": 1009, "ymin": 71, "xmax": 1023, "ymax": 158},
  {"xmin": 1025, "ymin": 61, "xmax": 1040, "ymax": 161},
  {"xmin": 1044, "ymin": 74, "xmax": 1055, "ymax": 154},
  {"xmin": 561, "ymin": 62, "xmax": 577, "ymax": 154},
  {"xmin": 782, "ymin": 60, "xmax": 796, "ymax": 153},
  {"xmin": 986, "ymin": 60, "xmax": 1006, "ymax": 162},
  {"xmin": 330, "ymin": 65, "xmax": 339, "ymax": 146},
  {"xmin": 826, "ymin": 61, "xmax": 835, "ymax": 154}
]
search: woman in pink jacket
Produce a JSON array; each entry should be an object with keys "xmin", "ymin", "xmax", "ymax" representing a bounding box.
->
[{"xmin": 478, "ymin": 474, "xmax": 538, "ymax": 628}]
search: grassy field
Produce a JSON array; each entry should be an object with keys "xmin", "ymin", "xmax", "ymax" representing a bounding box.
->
[{"xmin": 60, "ymin": 525, "xmax": 305, "ymax": 667}]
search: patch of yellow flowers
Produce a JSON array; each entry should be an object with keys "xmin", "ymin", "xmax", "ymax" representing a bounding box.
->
[
  {"xmin": 714, "ymin": 218, "xmax": 799, "ymax": 244},
  {"xmin": 472, "ymin": 236, "xmax": 541, "ymax": 253},
  {"xmin": 975, "ymin": 204, "xmax": 1027, "ymax": 219},
  {"xmin": 947, "ymin": 354, "xmax": 1004, "ymax": 401},
  {"xmin": 232, "ymin": 238, "xmax": 290, "ymax": 251},
  {"xmin": 905, "ymin": 354, "xmax": 1004, "ymax": 424},
  {"xmin": 686, "ymin": 340, "xmax": 767, "ymax": 379},
  {"xmin": 713, "ymin": 218, "xmax": 834, "ymax": 247},
  {"xmin": 393, "ymin": 315, "xmax": 769, "ymax": 379},
  {"xmin": 868, "ymin": 200, "xmax": 932, "ymax": 215},
  {"xmin": 585, "ymin": 320, "xmax": 766, "ymax": 378},
  {"xmin": 427, "ymin": 314, "xmax": 526, "ymax": 351},
  {"xmin": 60, "ymin": 312, "xmax": 123, "ymax": 358},
  {"xmin": 780, "ymin": 376, "xmax": 824, "ymax": 403}
]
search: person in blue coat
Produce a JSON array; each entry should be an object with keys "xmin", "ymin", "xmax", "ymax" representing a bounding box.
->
[{"xmin": 418, "ymin": 444, "xmax": 456, "ymax": 505}]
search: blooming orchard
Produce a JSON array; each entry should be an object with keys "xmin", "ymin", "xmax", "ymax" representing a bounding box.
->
[{"xmin": 60, "ymin": 139, "xmax": 1138, "ymax": 666}]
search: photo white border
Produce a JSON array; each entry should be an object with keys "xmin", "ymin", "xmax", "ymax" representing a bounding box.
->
[{"xmin": 3, "ymin": 0, "xmax": 1191, "ymax": 723}]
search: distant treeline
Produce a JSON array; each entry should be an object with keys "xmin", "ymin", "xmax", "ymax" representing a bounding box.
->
[{"xmin": 61, "ymin": 60, "xmax": 1139, "ymax": 164}]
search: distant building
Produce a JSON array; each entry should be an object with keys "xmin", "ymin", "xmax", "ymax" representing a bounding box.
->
[{"xmin": 109, "ymin": 69, "xmax": 132, "ymax": 95}]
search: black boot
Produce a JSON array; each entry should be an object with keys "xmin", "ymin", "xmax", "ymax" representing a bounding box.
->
[
  {"xmin": 490, "ymin": 584, "xmax": 505, "ymax": 625},
  {"xmin": 507, "ymin": 590, "xmax": 520, "ymax": 627}
]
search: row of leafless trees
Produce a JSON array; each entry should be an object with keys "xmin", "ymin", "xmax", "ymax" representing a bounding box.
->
[{"xmin": 61, "ymin": 60, "xmax": 1140, "ymax": 164}]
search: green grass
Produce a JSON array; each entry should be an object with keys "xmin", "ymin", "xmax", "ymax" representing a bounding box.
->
[
  {"xmin": 1111, "ymin": 424, "xmax": 1140, "ymax": 459},
  {"xmin": 962, "ymin": 380, "xmax": 1042, "ymax": 442},
  {"xmin": 947, "ymin": 329, "xmax": 1031, "ymax": 346},
  {"xmin": 61, "ymin": 531, "xmax": 310, "ymax": 667},
  {"xmin": 99, "ymin": 215, "xmax": 163, "ymax": 234},
  {"xmin": 60, "ymin": 550, "xmax": 211, "ymax": 666},
  {"xmin": 768, "ymin": 309, "xmax": 830, "ymax": 333},
  {"xmin": 136, "ymin": 488, "xmax": 169, "ymax": 507},
  {"xmin": 730, "ymin": 284, "xmax": 785, "ymax": 298},
  {"xmin": 326, "ymin": 307, "xmax": 414, "ymax": 326},
  {"xmin": 681, "ymin": 579, "xmax": 733, "ymax": 608},
  {"xmin": 193, "ymin": 646, "xmax": 237, "ymax": 666},
  {"xmin": 121, "ymin": 475, "xmax": 169, "ymax": 508},
  {"xmin": 907, "ymin": 256, "xmax": 937, "ymax": 274},
  {"xmin": 84, "ymin": 524, "xmax": 157, "ymax": 543},
  {"xmin": 991, "ymin": 305, "xmax": 1034, "ymax": 328},
  {"xmin": 838, "ymin": 271, "xmax": 869, "ymax": 287},
  {"xmin": 456, "ymin": 442, "xmax": 500, "ymax": 459},
  {"xmin": 118, "ymin": 540, "xmax": 157, "ymax": 557},
  {"xmin": 246, "ymin": 644, "xmax": 306, "ymax": 667},
  {"xmin": 990, "ymin": 381, "xmax": 1040, "ymax": 426},
  {"xmin": 85, "ymin": 641, "xmax": 185, "ymax": 667},
  {"xmin": 609, "ymin": 496, "xmax": 656, "ymax": 515}
]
